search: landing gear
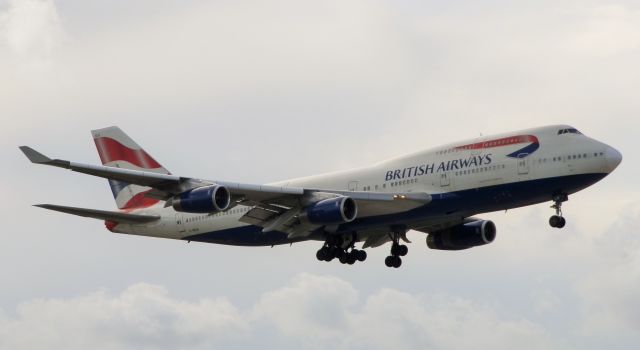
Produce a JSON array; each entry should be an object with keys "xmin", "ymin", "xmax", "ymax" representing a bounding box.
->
[
  {"xmin": 316, "ymin": 233, "xmax": 367, "ymax": 265},
  {"xmin": 549, "ymin": 215, "xmax": 566, "ymax": 228},
  {"xmin": 385, "ymin": 228, "xmax": 409, "ymax": 268},
  {"xmin": 384, "ymin": 255, "xmax": 402, "ymax": 268},
  {"xmin": 549, "ymin": 193, "xmax": 568, "ymax": 229}
]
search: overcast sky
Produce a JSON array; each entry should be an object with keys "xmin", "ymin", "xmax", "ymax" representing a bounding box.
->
[{"xmin": 1, "ymin": 0, "xmax": 638, "ymax": 349}]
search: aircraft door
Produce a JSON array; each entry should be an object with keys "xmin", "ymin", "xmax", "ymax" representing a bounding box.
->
[
  {"xmin": 517, "ymin": 154, "xmax": 530, "ymax": 175},
  {"xmin": 348, "ymin": 181, "xmax": 359, "ymax": 191},
  {"xmin": 440, "ymin": 173, "xmax": 450, "ymax": 187}
]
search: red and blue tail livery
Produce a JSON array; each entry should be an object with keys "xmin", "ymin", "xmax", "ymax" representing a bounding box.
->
[
  {"xmin": 92, "ymin": 127, "xmax": 169, "ymax": 210},
  {"xmin": 22, "ymin": 125, "xmax": 621, "ymax": 268}
]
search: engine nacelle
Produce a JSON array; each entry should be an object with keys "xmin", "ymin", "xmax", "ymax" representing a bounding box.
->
[
  {"xmin": 172, "ymin": 185, "xmax": 231, "ymax": 213},
  {"xmin": 305, "ymin": 196, "xmax": 358, "ymax": 225},
  {"xmin": 426, "ymin": 220, "xmax": 496, "ymax": 250}
]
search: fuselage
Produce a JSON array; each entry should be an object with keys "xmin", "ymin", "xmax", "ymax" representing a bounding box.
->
[{"xmin": 114, "ymin": 125, "xmax": 622, "ymax": 246}]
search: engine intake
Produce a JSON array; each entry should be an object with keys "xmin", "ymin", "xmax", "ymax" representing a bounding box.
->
[
  {"xmin": 172, "ymin": 185, "xmax": 231, "ymax": 213},
  {"xmin": 306, "ymin": 196, "xmax": 358, "ymax": 225},
  {"xmin": 426, "ymin": 220, "xmax": 496, "ymax": 250}
]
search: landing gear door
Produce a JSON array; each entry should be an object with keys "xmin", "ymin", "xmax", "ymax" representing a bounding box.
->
[{"xmin": 517, "ymin": 154, "xmax": 530, "ymax": 175}]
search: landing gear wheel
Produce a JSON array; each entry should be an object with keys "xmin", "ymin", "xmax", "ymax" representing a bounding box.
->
[
  {"xmin": 385, "ymin": 256, "xmax": 395, "ymax": 267},
  {"xmin": 385, "ymin": 254, "xmax": 402, "ymax": 268},
  {"xmin": 386, "ymin": 228, "xmax": 409, "ymax": 268},
  {"xmin": 355, "ymin": 249, "xmax": 367, "ymax": 262},
  {"xmin": 557, "ymin": 216, "xmax": 566, "ymax": 228},
  {"xmin": 549, "ymin": 194, "xmax": 568, "ymax": 229},
  {"xmin": 318, "ymin": 232, "xmax": 366, "ymax": 265},
  {"xmin": 316, "ymin": 247, "xmax": 328, "ymax": 261}
]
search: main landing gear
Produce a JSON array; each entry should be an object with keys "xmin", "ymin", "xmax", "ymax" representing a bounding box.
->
[
  {"xmin": 316, "ymin": 234, "xmax": 367, "ymax": 265},
  {"xmin": 549, "ymin": 193, "xmax": 568, "ymax": 229},
  {"xmin": 385, "ymin": 229, "xmax": 409, "ymax": 268}
]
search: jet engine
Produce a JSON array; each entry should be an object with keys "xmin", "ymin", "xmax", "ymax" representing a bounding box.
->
[
  {"xmin": 426, "ymin": 219, "xmax": 496, "ymax": 250},
  {"xmin": 172, "ymin": 185, "xmax": 231, "ymax": 213},
  {"xmin": 305, "ymin": 196, "xmax": 358, "ymax": 225}
]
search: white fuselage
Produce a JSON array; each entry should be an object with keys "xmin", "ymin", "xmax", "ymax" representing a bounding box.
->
[{"xmin": 114, "ymin": 125, "xmax": 621, "ymax": 245}]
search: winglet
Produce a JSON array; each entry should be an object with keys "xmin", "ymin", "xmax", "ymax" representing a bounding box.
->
[{"xmin": 19, "ymin": 146, "xmax": 52, "ymax": 164}]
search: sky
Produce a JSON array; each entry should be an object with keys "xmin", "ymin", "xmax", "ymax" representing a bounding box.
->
[{"xmin": 0, "ymin": 0, "xmax": 639, "ymax": 349}]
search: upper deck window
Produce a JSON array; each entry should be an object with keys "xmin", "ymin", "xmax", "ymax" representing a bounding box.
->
[{"xmin": 558, "ymin": 128, "xmax": 582, "ymax": 135}]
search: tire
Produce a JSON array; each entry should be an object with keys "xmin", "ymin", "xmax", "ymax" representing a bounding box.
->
[
  {"xmin": 328, "ymin": 247, "xmax": 340, "ymax": 260},
  {"xmin": 316, "ymin": 248, "xmax": 327, "ymax": 261},
  {"xmin": 398, "ymin": 245, "xmax": 408, "ymax": 257},
  {"xmin": 549, "ymin": 215, "xmax": 560, "ymax": 228},
  {"xmin": 393, "ymin": 256, "xmax": 402, "ymax": 268},
  {"xmin": 391, "ymin": 244, "xmax": 400, "ymax": 256},
  {"xmin": 339, "ymin": 254, "xmax": 349, "ymax": 264},
  {"xmin": 356, "ymin": 250, "xmax": 367, "ymax": 262},
  {"xmin": 347, "ymin": 255, "xmax": 356, "ymax": 265},
  {"xmin": 385, "ymin": 256, "xmax": 394, "ymax": 267},
  {"xmin": 557, "ymin": 216, "xmax": 566, "ymax": 228}
]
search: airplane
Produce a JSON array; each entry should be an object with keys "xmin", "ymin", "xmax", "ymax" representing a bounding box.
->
[{"xmin": 20, "ymin": 125, "xmax": 622, "ymax": 268}]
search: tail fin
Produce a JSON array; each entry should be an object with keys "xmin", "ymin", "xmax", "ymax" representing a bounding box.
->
[{"xmin": 91, "ymin": 126, "xmax": 169, "ymax": 210}]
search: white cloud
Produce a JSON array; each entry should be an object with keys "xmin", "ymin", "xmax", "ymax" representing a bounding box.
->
[
  {"xmin": 0, "ymin": 274, "xmax": 560, "ymax": 350},
  {"xmin": 0, "ymin": 283, "xmax": 248, "ymax": 350},
  {"xmin": 0, "ymin": 0, "xmax": 62, "ymax": 61},
  {"xmin": 251, "ymin": 273, "xmax": 358, "ymax": 343},
  {"xmin": 577, "ymin": 202, "xmax": 640, "ymax": 337}
]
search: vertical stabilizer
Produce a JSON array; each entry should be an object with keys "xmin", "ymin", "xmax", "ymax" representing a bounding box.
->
[{"xmin": 91, "ymin": 126, "xmax": 169, "ymax": 210}]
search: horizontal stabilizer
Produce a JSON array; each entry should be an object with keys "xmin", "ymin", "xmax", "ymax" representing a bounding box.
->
[
  {"xmin": 19, "ymin": 146, "xmax": 52, "ymax": 164},
  {"xmin": 34, "ymin": 204, "xmax": 160, "ymax": 224}
]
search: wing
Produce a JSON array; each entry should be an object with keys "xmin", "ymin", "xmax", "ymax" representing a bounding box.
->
[
  {"xmin": 34, "ymin": 204, "xmax": 160, "ymax": 224},
  {"xmin": 20, "ymin": 146, "xmax": 431, "ymax": 236}
]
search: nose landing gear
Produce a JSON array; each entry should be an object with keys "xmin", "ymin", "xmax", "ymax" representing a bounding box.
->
[{"xmin": 549, "ymin": 193, "xmax": 568, "ymax": 229}]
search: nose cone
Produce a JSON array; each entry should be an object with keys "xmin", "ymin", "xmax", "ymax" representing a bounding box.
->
[{"xmin": 605, "ymin": 146, "xmax": 622, "ymax": 172}]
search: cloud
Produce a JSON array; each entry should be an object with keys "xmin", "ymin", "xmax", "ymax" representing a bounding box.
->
[
  {"xmin": 0, "ymin": 0, "xmax": 62, "ymax": 61},
  {"xmin": 1, "ymin": 1, "xmax": 639, "ymax": 350},
  {"xmin": 577, "ymin": 202, "xmax": 640, "ymax": 338},
  {"xmin": 0, "ymin": 273, "xmax": 559, "ymax": 350},
  {"xmin": 0, "ymin": 283, "xmax": 248, "ymax": 350}
]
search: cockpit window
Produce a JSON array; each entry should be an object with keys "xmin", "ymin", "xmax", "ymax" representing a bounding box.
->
[{"xmin": 558, "ymin": 128, "xmax": 582, "ymax": 135}]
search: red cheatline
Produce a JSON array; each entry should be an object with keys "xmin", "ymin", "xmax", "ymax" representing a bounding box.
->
[{"xmin": 455, "ymin": 135, "xmax": 539, "ymax": 150}]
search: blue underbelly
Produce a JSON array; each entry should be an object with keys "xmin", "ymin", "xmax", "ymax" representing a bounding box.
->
[{"xmin": 183, "ymin": 173, "xmax": 607, "ymax": 246}]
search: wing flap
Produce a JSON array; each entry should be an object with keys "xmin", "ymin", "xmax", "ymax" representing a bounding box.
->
[{"xmin": 35, "ymin": 204, "xmax": 160, "ymax": 224}]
